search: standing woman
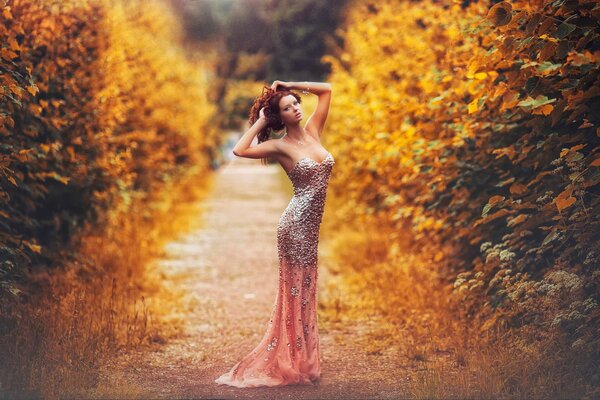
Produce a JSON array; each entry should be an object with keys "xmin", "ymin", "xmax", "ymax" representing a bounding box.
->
[{"xmin": 215, "ymin": 80, "xmax": 335, "ymax": 388}]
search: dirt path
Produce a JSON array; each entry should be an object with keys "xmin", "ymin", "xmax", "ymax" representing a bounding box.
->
[{"xmin": 90, "ymin": 156, "xmax": 420, "ymax": 399}]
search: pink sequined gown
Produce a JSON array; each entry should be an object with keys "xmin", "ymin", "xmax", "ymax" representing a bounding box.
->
[{"xmin": 215, "ymin": 151, "xmax": 335, "ymax": 388}]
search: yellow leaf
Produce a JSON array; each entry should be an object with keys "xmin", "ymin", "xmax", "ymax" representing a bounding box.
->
[
  {"xmin": 493, "ymin": 83, "xmax": 507, "ymax": 99},
  {"xmin": 466, "ymin": 60, "xmax": 479, "ymax": 79},
  {"xmin": 570, "ymin": 144, "xmax": 586, "ymax": 152},
  {"xmin": 501, "ymin": 91, "xmax": 520, "ymax": 110},
  {"xmin": 539, "ymin": 34, "xmax": 558, "ymax": 43},
  {"xmin": 7, "ymin": 176, "xmax": 17, "ymax": 186},
  {"xmin": 8, "ymin": 37, "xmax": 20, "ymax": 51},
  {"xmin": 467, "ymin": 80, "xmax": 480, "ymax": 95},
  {"xmin": 2, "ymin": 7, "xmax": 12, "ymax": 20},
  {"xmin": 54, "ymin": 174, "xmax": 70, "ymax": 185},
  {"xmin": 488, "ymin": 195, "xmax": 505, "ymax": 205},
  {"xmin": 26, "ymin": 85, "xmax": 39, "ymax": 96},
  {"xmin": 555, "ymin": 187, "xmax": 576, "ymax": 212},
  {"xmin": 507, "ymin": 214, "xmax": 527, "ymax": 227},
  {"xmin": 1, "ymin": 48, "xmax": 18, "ymax": 60},
  {"xmin": 556, "ymin": 195, "xmax": 576, "ymax": 212},
  {"xmin": 474, "ymin": 72, "xmax": 488, "ymax": 80},
  {"xmin": 24, "ymin": 241, "xmax": 42, "ymax": 254},
  {"xmin": 468, "ymin": 97, "xmax": 479, "ymax": 113},
  {"xmin": 532, "ymin": 104, "xmax": 553, "ymax": 115},
  {"xmin": 509, "ymin": 183, "xmax": 528, "ymax": 195}
]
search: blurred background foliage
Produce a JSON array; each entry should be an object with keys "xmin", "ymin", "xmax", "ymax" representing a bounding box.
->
[{"xmin": 169, "ymin": 0, "xmax": 348, "ymax": 130}]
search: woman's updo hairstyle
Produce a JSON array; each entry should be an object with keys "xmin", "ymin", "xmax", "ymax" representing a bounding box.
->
[{"xmin": 249, "ymin": 86, "xmax": 302, "ymax": 145}]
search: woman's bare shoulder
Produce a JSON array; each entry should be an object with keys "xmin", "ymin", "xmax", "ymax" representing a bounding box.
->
[{"xmin": 270, "ymin": 137, "xmax": 292, "ymax": 160}]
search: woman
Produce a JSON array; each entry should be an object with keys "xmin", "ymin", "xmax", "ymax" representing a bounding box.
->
[{"xmin": 214, "ymin": 80, "xmax": 335, "ymax": 388}]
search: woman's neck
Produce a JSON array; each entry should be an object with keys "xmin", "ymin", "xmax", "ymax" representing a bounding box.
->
[{"xmin": 285, "ymin": 124, "xmax": 305, "ymax": 140}]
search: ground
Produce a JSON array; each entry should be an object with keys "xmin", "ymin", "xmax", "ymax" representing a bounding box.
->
[{"xmin": 90, "ymin": 156, "xmax": 432, "ymax": 400}]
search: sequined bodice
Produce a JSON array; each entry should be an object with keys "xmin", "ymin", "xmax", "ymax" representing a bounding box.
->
[{"xmin": 276, "ymin": 152, "xmax": 335, "ymax": 269}]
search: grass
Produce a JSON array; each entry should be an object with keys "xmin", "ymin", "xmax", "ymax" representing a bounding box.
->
[{"xmin": 0, "ymin": 165, "xmax": 214, "ymax": 399}]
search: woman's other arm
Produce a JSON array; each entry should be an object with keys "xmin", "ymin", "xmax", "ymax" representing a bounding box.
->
[{"xmin": 232, "ymin": 111, "xmax": 277, "ymax": 159}]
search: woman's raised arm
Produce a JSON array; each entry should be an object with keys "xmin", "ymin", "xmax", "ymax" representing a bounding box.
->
[{"xmin": 232, "ymin": 108, "xmax": 277, "ymax": 159}]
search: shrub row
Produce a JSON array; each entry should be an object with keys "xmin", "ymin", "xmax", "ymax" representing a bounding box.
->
[
  {"xmin": 324, "ymin": 0, "xmax": 599, "ymax": 352},
  {"xmin": 0, "ymin": 0, "xmax": 218, "ymax": 297}
]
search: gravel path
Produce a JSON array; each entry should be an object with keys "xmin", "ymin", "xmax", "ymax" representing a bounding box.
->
[{"xmin": 90, "ymin": 156, "xmax": 420, "ymax": 399}]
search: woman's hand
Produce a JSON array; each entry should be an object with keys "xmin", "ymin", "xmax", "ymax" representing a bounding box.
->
[
  {"xmin": 270, "ymin": 80, "xmax": 289, "ymax": 92},
  {"xmin": 258, "ymin": 106, "xmax": 266, "ymax": 121}
]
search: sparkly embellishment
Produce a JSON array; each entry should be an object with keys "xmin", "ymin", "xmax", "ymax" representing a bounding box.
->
[
  {"xmin": 291, "ymin": 285, "xmax": 299, "ymax": 297},
  {"xmin": 277, "ymin": 152, "xmax": 335, "ymax": 268},
  {"xmin": 296, "ymin": 336, "xmax": 302, "ymax": 349},
  {"xmin": 266, "ymin": 336, "xmax": 278, "ymax": 351},
  {"xmin": 303, "ymin": 324, "xmax": 309, "ymax": 335},
  {"xmin": 301, "ymin": 298, "xmax": 308, "ymax": 307},
  {"xmin": 304, "ymin": 275, "xmax": 311, "ymax": 287}
]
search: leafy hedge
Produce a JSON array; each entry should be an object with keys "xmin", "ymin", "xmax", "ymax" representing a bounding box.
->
[
  {"xmin": 0, "ymin": 0, "xmax": 217, "ymax": 297},
  {"xmin": 324, "ymin": 0, "xmax": 599, "ymax": 350}
]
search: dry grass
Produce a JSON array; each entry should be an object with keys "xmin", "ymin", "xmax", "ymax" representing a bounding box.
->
[
  {"xmin": 0, "ymin": 165, "xmax": 214, "ymax": 399},
  {"xmin": 410, "ymin": 330, "xmax": 597, "ymax": 399},
  {"xmin": 319, "ymin": 196, "xmax": 598, "ymax": 399}
]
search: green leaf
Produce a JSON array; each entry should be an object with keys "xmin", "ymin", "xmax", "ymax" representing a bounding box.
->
[
  {"xmin": 517, "ymin": 95, "xmax": 556, "ymax": 109},
  {"xmin": 542, "ymin": 229, "xmax": 559, "ymax": 246},
  {"xmin": 52, "ymin": 174, "xmax": 70, "ymax": 185},
  {"xmin": 554, "ymin": 22, "xmax": 577, "ymax": 39},
  {"xmin": 537, "ymin": 61, "xmax": 562, "ymax": 72}
]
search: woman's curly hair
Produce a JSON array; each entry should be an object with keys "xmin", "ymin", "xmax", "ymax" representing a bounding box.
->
[{"xmin": 249, "ymin": 86, "xmax": 302, "ymax": 145}]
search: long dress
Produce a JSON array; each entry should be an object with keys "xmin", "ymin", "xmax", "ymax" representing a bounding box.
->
[{"xmin": 215, "ymin": 151, "xmax": 335, "ymax": 388}]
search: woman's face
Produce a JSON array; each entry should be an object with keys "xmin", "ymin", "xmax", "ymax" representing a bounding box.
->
[{"xmin": 278, "ymin": 94, "xmax": 303, "ymax": 126}]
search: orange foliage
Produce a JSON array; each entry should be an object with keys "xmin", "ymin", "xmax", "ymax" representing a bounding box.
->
[
  {"xmin": 324, "ymin": 0, "xmax": 599, "ymax": 351},
  {"xmin": 0, "ymin": 0, "xmax": 218, "ymax": 296}
]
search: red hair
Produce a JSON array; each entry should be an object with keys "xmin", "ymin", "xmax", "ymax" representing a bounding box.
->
[
  {"xmin": 248, "ymin": 86, "xmax": 302, "ymax": 165},
  {"xmin": 248, "ymin": 86, "xmax": 302, "ymax": 138}
]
